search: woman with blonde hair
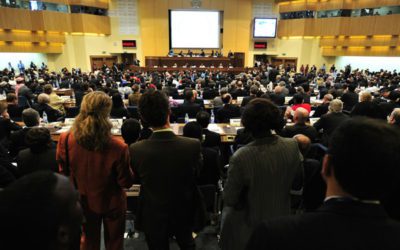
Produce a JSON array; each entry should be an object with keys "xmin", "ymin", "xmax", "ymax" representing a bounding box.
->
[{"xmin": 56, "ymin": 91, "xmax": 134, "ymax": 250}]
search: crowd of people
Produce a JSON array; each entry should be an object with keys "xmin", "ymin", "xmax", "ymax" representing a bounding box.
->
[{"xmin": 0, "ymin": 61, "xmax": 399, "ymax": 250}]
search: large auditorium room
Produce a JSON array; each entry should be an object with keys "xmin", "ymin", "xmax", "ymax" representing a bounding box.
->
[{"xmin": 0, "ymin": 0, "xmax": 400, "ymax": 249}]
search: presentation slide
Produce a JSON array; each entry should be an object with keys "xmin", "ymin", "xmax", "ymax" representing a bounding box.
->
[
  {"xmin": 170, "ymin": 10, "xmax": 220, "ymax": 49},
  {"xmin": 253, "ymin": 18, "xmax": 277, "ymax": 38}
]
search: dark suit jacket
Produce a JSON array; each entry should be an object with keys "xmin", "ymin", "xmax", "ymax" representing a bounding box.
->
[
  {"xmin": 8, "ymin": 127, "xmax": 31, "ymax": 159},
  {"xmin": 280, "ymin": 123, "xmax": 318, "ymax": 142},
  {"xmin": 198, "ymin": 147, "xmax": 219, "ymax": 186},
  {"xmin": 313, "ymin": 112, "xmax": 349, "ymax": 145},
  {"xmin": 0, "ymin": 117, "xmax": 21, "ymax": 143},
  {"xmin": 341, "ymin": 91, "xmax": 359, "ymax": 111},
  {"xmin": 32, "ymin": 103, "xmax": 63, "ymax": 122},
  {"xmin": 129, "ymin": 131, "xmax": 202, "ymax": 232},
  {"xmin": 241, "ymin": 95, "xmax": 256, "ymax": 107},
  {"xmin": 246, "ymin": 199, "xmax": 400, "ymax": 250},
  {"xmin": 179, "ymin": 102, "xmax": 202, "ymax": 118},
  {"xmin": 7, "ymin": 104, "xmax": 23, "ymax": 121},
  {"xmin": 312, "ymin": 103, "xmax": 329, "ymax": 117},
  {"xmin": 269, "ymin": 93, "xmax": 285, "ymax": 106},
  {"xmin": 216, "ymin": 104, "xmax": 241, "ymax": 123},
  {"xmin": 17, "ymin": 146, "xmax": 58, "ymax": 177},
  {"xmin": 202, "ymin": 128, "xmax": 221, "ymax": 148},
  {"xmin": 110, "ymin": 107, "xmax": 129, "ymax": 118}
]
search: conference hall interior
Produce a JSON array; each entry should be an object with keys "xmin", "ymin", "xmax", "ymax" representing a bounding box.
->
[{"xmin": 0, "ymin": 0, "xmax": 400, "ymax": 249}]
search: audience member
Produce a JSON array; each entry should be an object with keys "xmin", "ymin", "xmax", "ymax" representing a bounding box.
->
[
  {"xmin": 183, "ymin": 121, "xmax": 220, "ymax": 186},
  {"xmin": 57, "ymin": 91, "xmax": 134, "ymax": 250},
  {"xmin": 0, "ymin": 171, "xmax": 84, "ymax": 250},
  {"xmin": 130, "ymin": 90, "xmax": 202, "ymax": 249},
  {"xmin": 179, "ymin": 89, "xmax": 202, "ymax": 118},
  {"xmin": 246, "ymin": 118, "xmax": 400, "ymax": 250},
  {"xmin": 33, "ymin": 93, "xmax": 63, "ymax": 122},
  {"xmin": 241, "ymin": 85, "xmax": 258, "ymax": 107},
  {"xmin": 6, "ymin": 93, "xmax": 22, "ymax": 121},
  {"xmin": 341, "ymin": 83, "xmax": 358, "ymax": 111},
  {"xmin": 314, "ymin": 99, "xmax": 349, "ymax": 145},
  {"xmin": 128, "ymin": 84, "xmax": 141, "ymax": 106},
  {"xmin": 110, "ymin": 93, "xmax": 129, "ymax": 118},
  {"xmin": 0, "ymin": 102, "xmax": 21, "ymax": 145},
  {"xmin": 351, "ymin": 92, "xmax": 386, "ymax": 120},
  {"xmin": 121, "ymin": 118, "xmax": 141, "ymax": 145},
  {"xmin": 280, "ymin": 108, "xmax": 318, "ymax": 142},
  {"xmin": 213, "ymin": 87, "xmax": 228, "ymax": 107},
  {"xmin": 313, "ymin": 94, "xmax": 333, "ymax": 117},
  {"xmin": 17, "ymin": 127, "xmax": 57, "ymax": 176},
  {"xmin": 389, "ymin": 108, "xmax": 400, "ymax": 128},
  {"xmin": 9, "ymin": 108, "xmax": 40, "ymax": 159},
  {"xmin": 216, "ymin": 93, "xmax": 241, "ymax": 123},
  {"xmin": 196, "ymin": 111, "xmax": 221, "ymax": 148},
  {"xmin": 43, "ymin": 84, "xmax": 65, "ymax": 114},
  {"xmin": 221, "ymin": 98, "xmax": 302, "ymax": 250}
]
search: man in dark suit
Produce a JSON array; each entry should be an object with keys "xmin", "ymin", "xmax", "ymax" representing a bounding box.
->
[
  {"xmin": 314, "ymin": 99, "xmax": 349, "ymax": 145},
  {"xmin": 9, "ymin": 108, "xmax": 40, "ymax": 159},
  {"xmin": 241, "ymin": 85, "xmax": 258, "ymax": 107},
  {"xmin": 216, "ymin": 94, "xmax": 241, "ymax": 123},
  {"xmin": 312, "ymin": 94, "xmax": 332, "ymax": 118},
  {"xmin": 341, "ymin": 83, "xmax": 359, "ymax": 111},
  {"xmin": 280, "ymin": 108, "xmax": 318, "ymax": 142},
  {"xmin": 6, "ymin": 93, "xmax": 23, "ymax": 121},
  {"xmin": 246, "ymin": 118, "xmax": 400, "ymax": 250},
  {"xmin": 130, "ymin": 90, "xmax": 202, "ymax": 250},
  {"xmin": 230, "ymin": 81, "xmax": 248, "ymax": 100},
  {"xmin": 196, "ymin": 111, "xmax": 221, "ymax": 148},
  {"xmin": 179, "ymin": 90, "xmax": 201, "ymax": 118}
]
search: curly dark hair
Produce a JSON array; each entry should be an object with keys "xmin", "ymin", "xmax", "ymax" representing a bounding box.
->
[
  {"xmin": 241, "ymin": 98, "xmax": 282, "ymax": 138},
  {"xmin": 138, "ymin": 90, "xmax": 170, "ymax": 128},
  {"xmin": 26, "ymin": 127, "xmax": 52, "ymax": 154}
]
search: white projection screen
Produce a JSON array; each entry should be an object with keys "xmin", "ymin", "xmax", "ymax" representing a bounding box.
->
[
  {"xmin": 169, "ymin": 10, "xmax": 221, "ymax": 49},
  {"xmin": 253, "ymin": 18, "xmax": 277, "ymax": 38}
]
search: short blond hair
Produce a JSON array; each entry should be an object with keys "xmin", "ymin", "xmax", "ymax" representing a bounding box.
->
[{"xmin": 37, "ymin": 93, "xmax": 50, "ymax": 104}]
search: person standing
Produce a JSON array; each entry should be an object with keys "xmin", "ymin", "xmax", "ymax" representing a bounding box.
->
[
  {"xmin": 57, "ymin": 91, "xmax": 134, "ymax": 250},
  {"xmin": 130, "ymin": 90, "xmax": 202, "ymax": 250}
]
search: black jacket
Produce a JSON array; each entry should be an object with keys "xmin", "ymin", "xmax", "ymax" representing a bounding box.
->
[
  {"xmin": 216, "ymin": 104, "xmax": 241, "ymax": 123},
  {"xmin": 280, "ymin": 123, "xmax": 318, "ymax": 142},
  {"xmin": 246, "ymin": 199, "xmax": 400, "ymax": 250},
  {"xmin": 17, "ymin": 146, "xmax": 58, "ymax": 177},
  {"xmin": 202, "ymin": 128, "xmax": 221, "ymax": 148}
]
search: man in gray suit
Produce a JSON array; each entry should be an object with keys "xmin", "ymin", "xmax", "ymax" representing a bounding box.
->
[
  {"xmin": 129, "ymin": 90, "xmax": 202, "ymax": 250},
  {"xmin": 221, "ymin": 98, "xmax": 303, "ymax": 250}
]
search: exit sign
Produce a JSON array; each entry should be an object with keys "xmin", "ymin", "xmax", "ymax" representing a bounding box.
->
[
  {"xmin": 254, "ymin": 42, "xmax": 267, "ymax": 49},
  {"xmin": 122, "ymin": 40, "xmax": 137, "ymax": 48}
]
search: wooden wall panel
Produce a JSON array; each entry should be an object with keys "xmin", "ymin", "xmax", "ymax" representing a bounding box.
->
[
  {"xmin": 320, "ymin": 37, "xmax": 400, "ymax": 47},
  {"xmin": 0, "ymin": 42, "xmax": 63, "ymax": 53},
  {"xmin": 0, "ymin": 8, "xmax": 35, "ymax": 30},
  {"xmin": 0, "ymin": 30, "xmax": 65, "ymax": 43},
  {"xmin": 42, "ymin": 11, "xmax": 72, "ymax": 32},
  {"xmin": 322, "ymin": 46, "xmax": 400, "ymax": 56},
  {"xmin": 71, "ymin": 14, "xmax": 110, "ymax": 34}
]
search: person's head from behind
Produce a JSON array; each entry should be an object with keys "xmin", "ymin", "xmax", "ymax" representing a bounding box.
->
[
  {"xmin": 293, "ymin": 107, "xmax": 309, "ymax": 124},
  {"xmin": 323, "ymin": 118, "xmax": 400, "ymax": 200},
  {"xmin": 121, "ymin": 118, "xmax": 141, "ymax": 145},
  {"xmin": 293, "ymin": 94, "xmax": 304, "ymax": 105},
  {"xmin": 294, "ymin": 134, "xmax": 311, "ymax": 157},
  {"xmin": 43, "ymin": 84, "xmax": 53, "ymax": 95},
  {"xmin": 323, "ymin": 94, "xmax": 334, "ymax": 103},
  {"xmin": 38, "ymin": 93, "xmax": 50, "ymax": 105},
  {"xmin": 183, "ymin": 121, "xmax": 202, "ymax": 141},
  {"xmin": 6, "ymin": 93, "xmax": 17, "ymax": 105},
  {"xmin": 220, "ymin": 87, "xmax": 228, "ymax": 97},
  {"xmin": 184, "ymin": 89, "xmax": 194, "ymax": 102},
  {"xmin": 196, "ymin": 111, "xmax": 210, "ymax": 129},
  {"xmin": 139, "ymin": 90, "xmax": 170, "ymax": 129},
  {"xmin": 0, "ymin": 171, "xmax": 83, "ymax": 250},
  {"xmin": 72, "ymin": 91, "xmax": 112, "ymax": 151},
  {"xmin": 389, "ymin": 108, "xmax": 400, "ymax": 126},
  {"xmin": 22, "ymin": 108, "xmax": 40, "ymax": 127},
  {"xmin": 359, "ymin": 91, "xmax": 372, "ymax": 102},
  {"xmin": 111, "ymin": 93, "xmax": 124, "ymax": 109},
  {"xmin": 328, "ymin": 99, "xmax": 343, "ymax": 113},
  {"xmin": 222, "ymin": 93, "xmax": 232, "ymax": 105},
  {"xmin": 242, "ymin": 98, "xmax": 282, "ymax": 138},
  {"xmin": 132, "ymin": 84, "xmax": 140, "ymax": 93},
  {"xmin": 250, "ymin": 85, "xmax": 259, "ymax": 96},
  {"xmin": 348, "ymin": 83, "xmax": 357, "ymax": 92},
  {"xmin": 25, "ymin": 127, "xmax": 52, "ymax": 154},
  {"xmin": 0, "ymin": 101, "xmax": 8, "ymax": 117}
]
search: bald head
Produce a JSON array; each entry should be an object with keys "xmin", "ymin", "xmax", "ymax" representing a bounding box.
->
[
  {"xmin": 294, "ymin": 134, "xmax": 311, "ymax": 156},
  {"xmin": 294, "ymin": 107, "xmax": 309, "ymax": 124}
]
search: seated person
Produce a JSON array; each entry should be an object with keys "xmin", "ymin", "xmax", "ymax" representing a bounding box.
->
[
  {"xmin": 121, "ymin": 118, "xmax": 141, "ymax": 146},
  {"xmin": 0, "ymin": 102, "xmax": 21, "ymax": 145},
  {"xmin": 183, "ymin": 121, "xmax": 220, "ymax": 186},
  {"xmin": 351, "ymin": 93, "xmax": 386, "ymax": 120},
  {"xmin": 17, "ymin": 127, "xmax": 58, "ymax": 176},
  {"xmin": 389, "ymin": 108, "xmax": 400, "ymax": 129},
  {"xmin": 268, "ymin": 86, "xmax": 286, "ymax": 106},
  {"xmin": 216, "ymin": 94, "xmax": 241, "ymax": 123},
  {"xmin": 33, "ymin": 93, "xmax": 63, "ymax": 122},
  {"xmin": 289, "ymin": 94, "xmax": 311, "ymax": 113},
  {"xmin": 110, "ymin": 93, "xmax": 129, "ymax": 118},
  {"xmin": 0, "ymin": 171, "xmax": 84, "ymax": 249},
  {"xmin": 196, "ymin": 111, "xmax": 221, "ymax": 148},
  {"xmin": 138, "ymin": 119, "xmax": 152, "ymax": 141},
  {"xmin": 179, "ymin": 90, "xmax": 202, "ymax": 118},
  {"xmin": 280, "ymin": 108, "xmax": 318, "ymax": 142},
  {"xmin": 128, "ymin": 84, "xmax": 141, "ymax": 106},
  {"xmin": 43, "ymin": 84, "xmax": 65, "ymax": 115},
  {"xmin": 246, "ymin": 118, "xmax": 400, "ymax": 250},
  {"xmin": 6, "ymin": 93, "xmax": 22, "ymax": 121},
  {"xmin": 313, "ymin": 94, "xmax": 333, "ymax": 118},
  {"xmin": 9, "ymin": 108, "xmax": 40, "ymax": 159},
  {"xmin": 241, "ymin": 85, "xmax": 259, "ymax": 107},
  {"xmin": 313, "ymin": 99, "xmax": 349, "ymax": 146}
]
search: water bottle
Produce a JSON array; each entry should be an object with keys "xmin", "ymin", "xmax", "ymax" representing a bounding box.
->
[
  {"xmin": 210, "ymin": 110, "xmax": 215, "ymax": 124},
  {"xmin": 43, "ymin": 111, "xmax": 48, "ymax": 124},
  {"xmin": 184, "ymin": 113, "xmax": 189, "ymax": 124}
]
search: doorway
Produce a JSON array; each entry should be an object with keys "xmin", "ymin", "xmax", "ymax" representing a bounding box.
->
[{"xmin": 90, "ymin": 56, "xmax": 118, "ymax": 71}]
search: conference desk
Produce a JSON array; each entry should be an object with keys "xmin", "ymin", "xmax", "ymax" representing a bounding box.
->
[
  {"xmin": 129, "ymin": 66, "xmax": 253, "ymax": 74},
  {"xmin": 35, "ymin": 122, "xmax": 241, "ymax": 143}
]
